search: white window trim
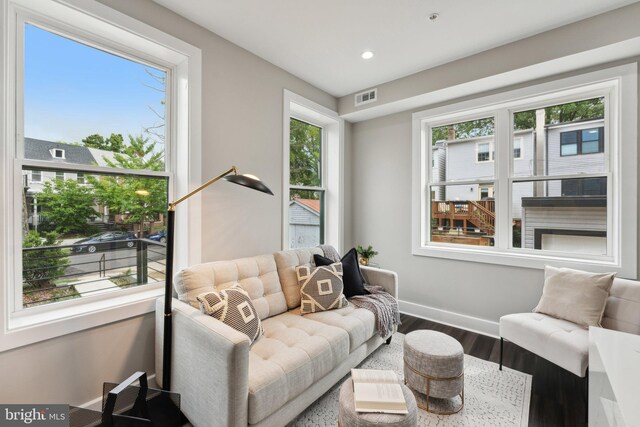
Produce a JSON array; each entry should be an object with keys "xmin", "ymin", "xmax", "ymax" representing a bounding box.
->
[
  {"xmin": 412, "ymin": 63, "xmax": 637, "ymax": 277},
  {"xmin": 282, "ymin": 90, "xmax": 344, "ymax": 252},
  {"xmin": 0, "ymin": 0, "xmax": 202, "ymax": 352},
  {"xmin": 51, "ymin": 148, "xmax": 65, "ymax": 159},
  {"xmin": 475, "ymin": 141, "xmax": 494, "ymax": 163}
]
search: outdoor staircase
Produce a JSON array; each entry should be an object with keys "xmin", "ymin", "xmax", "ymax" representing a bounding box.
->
[{"xmin": 468, "ymin": 201, "xmax": 495, "ymax": 233}]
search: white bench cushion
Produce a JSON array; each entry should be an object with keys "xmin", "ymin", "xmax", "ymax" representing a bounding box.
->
[
  {"xmin": 247, "ymin": 312, "xmax": 349, "ymax": 424},
  {"xmin": 289, "ymin": 304, "xmax": 375, "ymax": 351},
  {"xmin": 500, "ymin": 312, "xmax": 588, "ymax": 377}
]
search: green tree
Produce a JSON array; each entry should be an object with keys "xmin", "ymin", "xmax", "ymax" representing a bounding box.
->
[
  {"xmin": 82, "ymin": 133, "xmax": 125, "ymax": 153},
  {"xmin": 38, "ymin": 178, "xmax": 99, "ymax": 234},
  {"xmin": 22, "ymin": 231, "xmax": 69, "ymax": 288},
  {"xmin": 289, "ymin": 118, "xmax": 321, "ymax": 188},
  {"xmin": 431, "ymin": 97, "xmax": 605, "ymax": 144},
  {"xmin": 90, "ymin": 135, "xmax": 166, "ymax": 236}
]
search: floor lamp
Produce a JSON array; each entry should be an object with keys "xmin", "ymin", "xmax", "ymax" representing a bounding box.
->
[{"xmin": 162, "ymin": 166, "xmax": 273, "ymax": 390}]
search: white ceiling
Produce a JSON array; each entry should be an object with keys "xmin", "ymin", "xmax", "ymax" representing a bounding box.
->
[{"xmin": 153, "ymin": 0, "xmax": 639, "ymax": 97}]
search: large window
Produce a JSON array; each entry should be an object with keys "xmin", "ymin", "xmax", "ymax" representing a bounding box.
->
[
  {"xmin": 1, "ymin": 0, "xmax": 201, "ymax": 350},
  {"xmin": 412, "ymin": 65, "xmax": 637, "ymax": 275},
  {"xmin": 18, "ymin": 23, "xmax": 169, "ymax": 309},
  {"xmin": 288, "ymin": 118, "xmax": 324, "ymax": 249},
  {"xmin": 283, "ymin": 91, "xmax": 343, "ymax": 251}
]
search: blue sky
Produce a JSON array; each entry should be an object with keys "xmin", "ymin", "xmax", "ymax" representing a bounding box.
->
[{"xmin": 24, "ymin": 23, "xmax": 166, "ymax": 146}]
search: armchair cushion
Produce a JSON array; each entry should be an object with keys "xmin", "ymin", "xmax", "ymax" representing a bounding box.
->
[{"xmin": 500, "ymin": 312, "xmax": 588, "ymax": 377}]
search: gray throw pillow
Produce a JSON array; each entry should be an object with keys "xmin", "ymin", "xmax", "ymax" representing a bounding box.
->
[
  {"xmin": 197, "ymin": 286, "xmax": 263, "ymax": 343},
  {"xmin": 296, "ymin": 262, "xmax": 349, "ymax": 314},
  {"xmin": 533, "ymin": 265, "xmax": 615, "ymax": 328}
]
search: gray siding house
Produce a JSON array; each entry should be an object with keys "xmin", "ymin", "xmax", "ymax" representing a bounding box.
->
[
  {"xmin": 432, "ymin": 118, "xmax": 607, "ymax": 253},
  {"xmin": 288, "ymin": 198, "xmax": 320, "ymax": 249}
]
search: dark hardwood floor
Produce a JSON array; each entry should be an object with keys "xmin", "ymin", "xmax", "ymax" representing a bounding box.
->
[{"xmin": 398, "ymin": 314, "xmax": 587, "ymax": 427}]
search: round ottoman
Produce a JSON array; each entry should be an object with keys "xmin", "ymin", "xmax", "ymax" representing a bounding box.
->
[
  {"xmin": 338, "ymin": 378, "xmax": 417, "ymax": 427},
  {"xmin": 403, "ymin": 330, "xmax": 464, "ymax": 414}
]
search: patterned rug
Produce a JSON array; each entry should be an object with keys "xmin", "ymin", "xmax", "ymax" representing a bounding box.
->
[{"xmin": 290, "ymin": 332, "xmax": 531, "ymax": 427}]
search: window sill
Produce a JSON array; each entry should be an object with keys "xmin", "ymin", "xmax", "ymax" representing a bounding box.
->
[
  {"xmin": 412, "ymin": 244, "xmax": 628, "ymax": 276},
  {"xmin": 1, "ymin": 284, "xmax": 163, "ymax": 353}
]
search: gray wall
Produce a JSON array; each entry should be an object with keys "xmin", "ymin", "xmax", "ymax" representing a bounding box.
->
[
  {"xmin": 0, "ymin": 0, "xmax": 335, "ymax": 405},
  {"xmin": 348, "ymin": 57, "xmax": 640, "ymax": 331}
]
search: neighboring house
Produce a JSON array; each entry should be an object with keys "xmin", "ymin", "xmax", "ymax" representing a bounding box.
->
[
  {"xmin": 432, "ymin": 118, "xmax": 606, "ymax": 253},
  {"xmin": 288, "ymin": 198, "xmax": 320, "ymax": 249},
  {"xmin": 22, "ymin": 138, "xmax": 116, "ymax": 228}
]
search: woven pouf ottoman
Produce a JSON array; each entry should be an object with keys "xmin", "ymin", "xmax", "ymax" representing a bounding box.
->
[
  {"xmin": 403, "ymin": 330, "xmax": 464, "ymax": 414},
  {"xmin": 338, "ymin": 378, "xmax": 417, "ymax": 427}
]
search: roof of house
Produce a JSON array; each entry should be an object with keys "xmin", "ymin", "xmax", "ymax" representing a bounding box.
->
[
  {"xmin": 292, "ymin": 198, "xmax": 320, "ymax": 214},
  {"xmin": 24, "ymin": 138, "xmax": 96, "ymax": 165},
  {"xmin": 24, "ymin": 138, "xmax": 118, "ymax": 166}
]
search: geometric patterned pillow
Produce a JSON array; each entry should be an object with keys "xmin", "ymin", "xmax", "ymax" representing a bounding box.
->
[
  {"xmin": 196, "ymin": 286, "xmax": 263, "ymax": 344},
  {"xmin": 296, "ymin": 262, "xmax": 349, "ymax": 315}
]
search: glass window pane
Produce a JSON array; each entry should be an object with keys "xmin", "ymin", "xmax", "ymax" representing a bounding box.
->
[
  {"xmin": 431, "ymin": 117, "xmax": 495, "ymax": 179},
  {"xmin": 21, "ymin": 167, "xmax": 168, "ymax": 308},
  {"xmin": 288, "ymin": 189, "xmax": 323, "ymax": 248},
  {"xmin": 289, "ymin": 118, "xmax": 322, "ymax": 187},
  {"xmin": 512, "ymin": 97, "xmax": 605, "ymax": 176},
  {"xmin": 581, "ymin": 128, "xmax": 600, "ymax": 142},
  {"xmin": 560, "ymin": 144, "xmax": 578, "ymax": 156},
  {"xmin": 511, "ymin": 178, "xmax": 607, "ymax": 254},
  {"xmin": 23, "ymin": 24, "xmax": 167, "ymax": 172},
  {"xmin": 582, "ymin": 140, "xmax": 599, "ymax": 154},
  {"xmin": 430, "ymin": 183, "xmax": 495, "ymax": 246}
]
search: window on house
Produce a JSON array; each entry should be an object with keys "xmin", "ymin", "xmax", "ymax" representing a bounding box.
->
[
  {"xmin": 560, "ymin": 127, "xmax": 604, "ymax": 156},
  {"xmin": 31, "ymin": 170, "xmax": 41, "ymax": 182},
  {"xmin": 429, "ymin": 117, "xmax": 496, "ymax": 246},
  {"xmin": 414, "ymin": 65, "xmax": 637, "ymax": 274},
  {"xmin": 18, "ymin": 22, "xmax": 169, "ymax": 310},
  {"xmin": 284, "ymin": 91, "xmax": 342, "ymax": 251},
  {"xmin": 288, "ymin": 118, "xmax": 324, "ymax": 249},
  {"xmin": 513, "ymin": 138, "xmax": 523, "ymax": 159}
]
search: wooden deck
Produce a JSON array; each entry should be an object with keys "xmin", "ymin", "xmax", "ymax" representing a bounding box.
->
[{"xmin": 431, "ymin": 200, "xmax": 495, "ymax": 235}]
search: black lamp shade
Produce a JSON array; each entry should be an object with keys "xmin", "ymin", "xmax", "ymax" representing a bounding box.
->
[{"xmin": 224, "ymin": 174, "xmax": 274, "ymax": 195}]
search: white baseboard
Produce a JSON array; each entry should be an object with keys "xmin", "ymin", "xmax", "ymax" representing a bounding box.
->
[
  {"xmin": 78, "ymin": 373, "xmax": 157, "ymax": 410},
  {"xmin": 399, "ymin": 300, "xmax": 499, "ymax": 338}
]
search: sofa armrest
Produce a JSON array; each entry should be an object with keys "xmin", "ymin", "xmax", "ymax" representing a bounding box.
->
[
  {"xmin": 155, "ymin": 298, "xmax": 250, "ymax": 427},
  {"xmin": 360, "ymin": 266, "xmax": 398, "ymax": 299}
]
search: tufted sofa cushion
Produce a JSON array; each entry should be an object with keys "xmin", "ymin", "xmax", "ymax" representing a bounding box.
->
[
  {"xmin": 174, "ymin": 254, "xmax": 287, "ymax": 320},
  {"xmin": 274, "ymin": 247, "xmax": 323, "ymax": 309},
  {"xmin": 290, "ymin": 305, "xmax": 375, "ymax": 351},
  {"xmin": 602, "ymin": 278, "xmax": 640, "ymax": 334},
  {"xmin": 500, "ymin": 312, "xmax": 588, "ymax": 377},
  {"xmin": 247, "ymin": 312, "xmax": 349, "ymax": 424}
]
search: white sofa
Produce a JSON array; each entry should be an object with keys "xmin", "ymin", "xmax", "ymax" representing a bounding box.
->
[
  {"xmin": 499, "ymin": 277, "xmax": 640, "ymax": 377},
  {"xmin": 155, "ymin": 247, "xmax": 398, "ymax": 427}
]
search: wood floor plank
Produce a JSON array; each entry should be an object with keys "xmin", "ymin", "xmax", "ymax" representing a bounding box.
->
[{"xmin": 398, "ymin": 314, "xmax": 587, "ymax": 427}]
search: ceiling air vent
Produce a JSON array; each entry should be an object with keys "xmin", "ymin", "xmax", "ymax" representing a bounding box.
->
[{"xmin": 355, "ymin": 88, "xmax": 377, "ymax": 107}]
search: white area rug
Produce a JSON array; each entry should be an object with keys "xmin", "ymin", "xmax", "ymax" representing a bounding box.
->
[{"xmin": 290, "ymin": 332, "xmax": 531, "ymax": 427}]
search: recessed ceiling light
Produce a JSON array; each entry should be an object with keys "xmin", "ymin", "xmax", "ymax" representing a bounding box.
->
[
  {"xmin": 428, "ymin": 12, "xmax": 439, "ymax": 22},
  {"xmin": 361, "ymin": 50, "xmax": 374, "ymax": 60}
]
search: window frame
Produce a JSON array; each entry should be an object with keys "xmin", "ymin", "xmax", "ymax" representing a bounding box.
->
[
  {"xmin": 282, "ymin": 90, "xmax": 344, "ymax": 252},
  {"xmin": 0, "ymin": 0, "xmax": 202, "ymax": 351},
  {"xmin": 476, "ymin": 141, "xmax": 493, "ymax": 163},
  {"xmin": 559, "ymin": 127, "xmax": 604, "ymax": 156},
  {"xmin": 411, "ymin": 64, "xmax": 637, "ymax": 276}
]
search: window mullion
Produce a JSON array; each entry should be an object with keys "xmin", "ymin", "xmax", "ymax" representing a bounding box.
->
[{"xmin": 495, "ymin": 109, "xmax": 511, "ymax": 249}]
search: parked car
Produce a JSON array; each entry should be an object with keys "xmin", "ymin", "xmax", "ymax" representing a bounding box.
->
[
  {"xmin": 147, "ymin": 230, "xmax": 167, "ymax": 243},
  {"xmin": 72, "ymin": 231, "xmax": 137, "ymax": 253}
]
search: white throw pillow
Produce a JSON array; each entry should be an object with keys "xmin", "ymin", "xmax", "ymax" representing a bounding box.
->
[
  {"xmin": 533, "ymin": 265, "xmax": 615, "ymax": 328},
  {"xmin": 296, "ymin": 262, "xmax": 349, "ymax": 314},
  {"xmin": 197, "ymin": 286, "xmax": 263, "ymax": 343}
]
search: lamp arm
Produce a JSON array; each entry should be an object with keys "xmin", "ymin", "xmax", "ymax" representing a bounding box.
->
[{"xmin": 168, "ymin": 166, "xmax": 237, "ymax": 211}]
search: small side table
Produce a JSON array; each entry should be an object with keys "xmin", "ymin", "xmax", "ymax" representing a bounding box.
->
[{"xmin": 338, "ymin": 379, "xmax": 417, "ymax": 427}]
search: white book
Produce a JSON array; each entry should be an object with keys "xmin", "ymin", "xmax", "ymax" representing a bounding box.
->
[{"xmin": 351, "ymin": 369, "xmax": 408, "ymax": 414}]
